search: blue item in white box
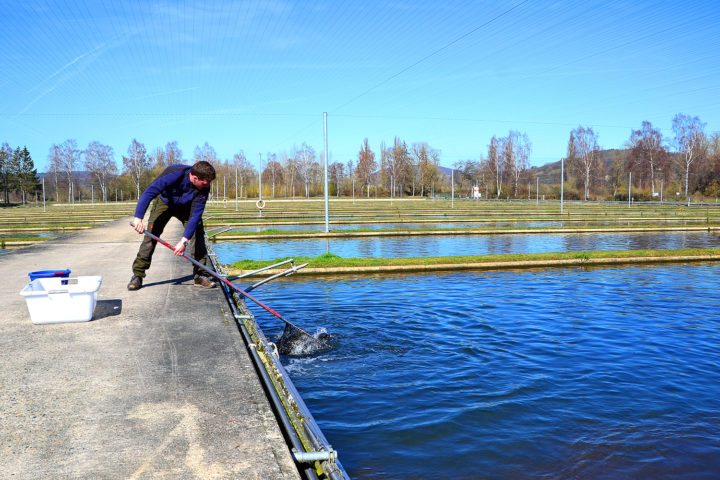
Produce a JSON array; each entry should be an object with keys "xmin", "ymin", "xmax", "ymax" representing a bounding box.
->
[
  {"xmin": 28, "ymin": 269, "xmax": 71, "ymax": 281},
  {"xmin": 20, "ymin": 276, "xmax": 102, "ymax": 324}
]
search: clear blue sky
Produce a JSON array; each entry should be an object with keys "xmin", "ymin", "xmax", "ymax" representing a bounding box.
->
[{"xmin": 2, "ymin": 0, "xmax": 719, "ymax": 172}]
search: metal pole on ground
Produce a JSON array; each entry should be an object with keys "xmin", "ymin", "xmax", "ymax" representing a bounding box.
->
[
  {"xmin": 235, "ymin": 167, "xmax": 238, "ymax": 212},
  {"xmin": 628, "ymin": 172, "xmax": 631, "ymax": 208},
  {"xmin": 451, "ymin": 169, "xmax": 454, "ymax": 208},
  {"xmin": 42, "ymin": 178, "xmax": 46, "ymax": 212},
  {"xmin": 323, "ymin": 112, "xmax": 329, "ymax": 233},
  {"xmin": 560, "ymin": 157, "xmax": 564, "ymax": 214},
  {"xmin": 661, "ymin": 179, "xmax": 664, "ymax": 204},
  {"xmin": 536, "ymin": 176, "xmax": 539, "ymax": 205}
]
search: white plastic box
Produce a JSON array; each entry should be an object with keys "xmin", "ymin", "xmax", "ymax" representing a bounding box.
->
[{"xmin": 20, "ymin": 276, "xmax": 103, "ymax": 324}]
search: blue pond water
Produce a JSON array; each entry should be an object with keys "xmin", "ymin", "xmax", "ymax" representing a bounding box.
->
[
  {"xmin": 214, "ymin": 230, "xmax": 720, "ymax": 262},
  {"xmin": 242, "ymin": 264, "xmax": 720, "ymax": 479},
  {"xmin": 229, "ymin": 219, "xmax": 703, "ymax": 232}
]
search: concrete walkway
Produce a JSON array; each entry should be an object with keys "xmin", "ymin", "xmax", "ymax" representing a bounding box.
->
[{"xmin": 0, "ymin": 218, "xmax": 300, "ymax": 479}]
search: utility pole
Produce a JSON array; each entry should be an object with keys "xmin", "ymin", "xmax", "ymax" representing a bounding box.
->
[
  {"xmin": 560, "ymin": 157, "xmax": 564, "ymax": 214},
  {"xmin": 323, "ymin": 112, "xmax": 329, "ymax": 233}
]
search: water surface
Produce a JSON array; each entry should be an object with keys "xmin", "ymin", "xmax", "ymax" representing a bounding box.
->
[
  {"xmin": 215, "ymin": 230, "xmax": 720, "ymax": 262},
  {"xmin": 242, "ymin": 264, "xmax": 720, "ymax": 479},
  {"xmin": 228, "ymin": 219, "xmax": 706, "ymax": 232}
]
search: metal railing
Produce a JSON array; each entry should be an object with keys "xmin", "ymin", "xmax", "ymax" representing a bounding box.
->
[{"xmin": 207, "ymin": 242, "xmax": 349, "ymax": 480}]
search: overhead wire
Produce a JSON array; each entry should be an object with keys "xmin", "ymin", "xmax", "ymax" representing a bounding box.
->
[
  {"xmin": 5, "ymin": 0, "xmax": 720, "ymax": 168},
  {"xmin": 331, "ymin": 0, "xmax": 532, "ymax": 113}
]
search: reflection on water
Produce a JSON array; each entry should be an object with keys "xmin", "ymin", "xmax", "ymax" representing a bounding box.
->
[
  {"xmin": 229, "ymin": 218, "xmax": 708, "ymax": 232},
  {"xmin": 214, "ymin": 230, "xmax": 720, "ymax": 262},
  {"xmin": 243, "ymin": 264, "xmax": 720, "ymax": 479}
]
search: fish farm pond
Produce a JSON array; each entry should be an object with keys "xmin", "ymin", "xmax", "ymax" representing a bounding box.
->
[
  {"xmin": 4, "ymin": 199, "xmax": 720, "ymax": 478},
  {"xmin": 207, "ymin": 199, "xmax": 720, "ymax": 478}
]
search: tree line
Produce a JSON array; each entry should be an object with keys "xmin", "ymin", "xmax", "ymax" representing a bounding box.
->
[
  {"xmin": 0, "ymin": 136, "xmax": 449, "ymax": 204},
  {"xmin": 453, "ymin": 114, "xmax": 720, "ymax": 202},
  {"xmin": 1, "ymin": 112, "xmax": 718, "ymax": 205}
]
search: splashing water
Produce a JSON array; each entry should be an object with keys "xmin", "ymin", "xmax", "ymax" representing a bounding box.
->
[{"xmin": 275, "ymin": 324, "xmax": 332, "ymax": 356}]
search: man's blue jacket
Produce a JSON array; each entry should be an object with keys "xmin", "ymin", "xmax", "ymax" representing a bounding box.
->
[{"xmin": 133, "ymin": 164, "xmax": 210, "ymax": 240}]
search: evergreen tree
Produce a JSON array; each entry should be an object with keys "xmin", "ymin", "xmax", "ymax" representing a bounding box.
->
[{"xmin": 9, "ymin": 146, "xmax": 39, "ymax": 204}]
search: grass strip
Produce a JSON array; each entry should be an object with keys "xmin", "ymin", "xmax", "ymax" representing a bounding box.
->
[
  {"xmin": 0, "ymin": 236, "xmax": 57, "ymax": 241},
  {"xmin": 229, "ymin": 248, "xmax": 720, "ymax": 271}
]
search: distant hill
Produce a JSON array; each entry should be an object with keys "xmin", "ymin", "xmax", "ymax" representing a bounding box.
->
[
  {"xmin": 527, "ymin": 149, "xmax": 631, "ymax": 184},
  {"xmin": 436, "ymin": 149, "xmax": 632, "ymax": 184}
]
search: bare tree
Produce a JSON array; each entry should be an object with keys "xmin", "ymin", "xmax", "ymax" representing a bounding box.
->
[
  {"xmin": 672, "ymin": 113, "xmax": 707, "ymax": 197},
  {"xmin": 46, "ymin": 145, "xmax": 63, "ymax": 202},
  {"xmin": 310, "ymin": 160, "xmax": 322, "ymax": 194},
  {"xmin": 455, "ymin": 159, "xmax": 483, "ymax": 196},
  {"xmin": 329, "ymin": 161, "xmax": 345, "ymax": 197},
  {"xmin": 232, "ymin": 151, "xmax": 252, "ymax": 199},
  {"xmin": 123, "ymin": 138, "xmax": 149, "ymax": 199},
  {"xmin": 346, "ymin": 159, "xmax": 355, "ymax": 197},
  {"xmin": 263, "ymin": 152, "xmax": 284, "ymax": 198},
  {"xmin": 568, "ymin": 126, "xmax": 600, "ymax": 200},
  {"xmin": 383, "ymin": 138, "xmax": 407, "ymax": 198},
  {"xmin": 391, "ymin": 138, "xmax": 413, "ymax": 197},
  {"xmin": 59, "ymin": 139, "xmax": 80, "ymax": 202},
  {"xmin": 700, "ymin": 132, "xmax": 720, "ymax": 196},
  {"xmin": 356, "ymin": 138, "xmax": 376, "ymax": 198},
  {"xmin": 502, "ymin": 131, "xmax": 531, "ymax": 197},
  {"xmin": 149, "ymin": 147, "xmax": 165, "ymax": 171},
  {"xmin": 413, "ymin": 142, "xmax": 440, "ymax": 197},
  {"xmin": 165, "ymin": 141, "xmax": 183, "ymax": 165},
  {"xmin": 627, "ymin": 121, "xmax": 670, "ymax": 196},
  {"xmin": 377, "ymin": 141, "xmax": 388, "ymax": 196},
  {"xmin": 84, "ymin": 141, "xmax": 117, "ymax": 202},
  {"xmin": 296, "ymin": 143, "xmax": 316, "ymax": 198},
  {"xmin": 193, "ymin": 142, "xmax": 219, "ymax": 167},
  {"xmin": 284, "ymin": 153, "xmax": 298, "ymax": 199},
  {"xmin": 488, "ymin": 136, "xmax": 502, "ymax": 198}
]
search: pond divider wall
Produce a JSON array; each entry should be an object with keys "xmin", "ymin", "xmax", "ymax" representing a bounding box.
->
[{"xmin": 207, "ymin": 242, "xmax": 349, "ymax": 480}]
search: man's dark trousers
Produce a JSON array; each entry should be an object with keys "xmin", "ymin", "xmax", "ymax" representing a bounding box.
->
[{"xmin": 132, "ymin": 198, "xmax": 209, "ymax": 279}]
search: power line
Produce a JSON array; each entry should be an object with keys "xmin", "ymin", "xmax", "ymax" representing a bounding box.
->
[{"xmin": 332, "ymin": 0, "xmax": 531, "ymax": 112}]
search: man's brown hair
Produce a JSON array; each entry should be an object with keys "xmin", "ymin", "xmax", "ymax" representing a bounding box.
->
[{"xmin": 191, "ymin": 161, "xmax": 216, "ymax": 181}]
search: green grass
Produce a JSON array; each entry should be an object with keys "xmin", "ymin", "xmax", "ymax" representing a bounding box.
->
[
  {"xmin": 0, "ymin": 236, "xmax": 57, "ymax": 241},
  {"xmin": 229, "ymin": 248, "xmax": 720, "ymax": 270}
]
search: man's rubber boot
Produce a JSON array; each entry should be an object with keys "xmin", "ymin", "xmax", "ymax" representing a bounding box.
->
[
  {"xmin": 127, "ymin": 275, "xmax": 143, "ymax": 291},
  {"xmin": 194, "ymin": 276, "xmax": 216, "ymax": 288}
]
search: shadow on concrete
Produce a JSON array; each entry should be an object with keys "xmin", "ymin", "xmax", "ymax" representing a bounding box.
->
[
  {"xmin": 93, "ymin": 299, "xmax": 123, "ymax": 320},
  {"xmin": 142, "ymin": 274, "xmax": 194, "ymax": 288}
]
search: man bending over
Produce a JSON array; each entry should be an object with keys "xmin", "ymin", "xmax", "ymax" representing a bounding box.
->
[{"xmin": 128, "ymin": 160, "xmax": 216, "ymax": 290}]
